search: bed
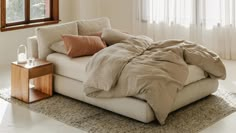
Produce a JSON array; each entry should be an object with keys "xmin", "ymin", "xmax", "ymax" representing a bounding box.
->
[
  {"xmin": 46, "ymin": 53, "xmax": 218, "ymax": 123},
  {"xmin": 27, "ymin": 17, "xmax": 223, "ymax": 124}
]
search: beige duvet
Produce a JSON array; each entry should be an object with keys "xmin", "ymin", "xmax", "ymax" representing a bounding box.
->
[{"xmin": 83, "ymin": 37, "xmax": 226, "ymax": 125}]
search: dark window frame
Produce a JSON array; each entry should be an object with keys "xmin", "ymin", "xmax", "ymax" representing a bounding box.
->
[{"xmin": 1, "ymin": 0, "xmax": 59, "ymax": 32}]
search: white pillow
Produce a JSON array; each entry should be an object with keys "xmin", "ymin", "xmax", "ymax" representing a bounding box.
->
[
  {"xmin": 36, "ymin": 21, "xmax": 78, "ymax": 59},
  {"xmin": 135, "ymin": 35, "xmax": 154, "ymax": 43},
  {"xmin": 101, "ymin": 29, "xmax": 134, "ymax": 45},
  {"xmin": 184, "ymin": 65, "xmax": 207, "ymax": 85},
  {"xmin": 50, "ymin": 41, "xmax": 67, "ymax": 54},
  {"xmin": 77, "ymin": 17, "xmax": 112, "ymax": 35}
]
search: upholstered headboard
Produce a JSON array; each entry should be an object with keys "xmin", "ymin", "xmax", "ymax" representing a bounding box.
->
[{"xmin": 28, "ymin": 17, "xmax": 111, "ymax": 59}]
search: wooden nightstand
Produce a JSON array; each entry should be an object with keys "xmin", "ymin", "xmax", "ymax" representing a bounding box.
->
[{"xmin": 11, "ymin": 59, "xmax": 53, "ymax": 103}]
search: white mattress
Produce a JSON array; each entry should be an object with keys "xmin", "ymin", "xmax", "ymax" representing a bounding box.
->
[
  {"xmin": 54, "ymin": 74, "xmax": 218, "ymax": 123},
  {"xmin": 47, "ymin": 53, "xmax": 207, "ymax": 85}
]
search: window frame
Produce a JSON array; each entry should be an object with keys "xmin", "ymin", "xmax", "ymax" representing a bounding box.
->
[{"xmin": 1, "ymin": 0, "xmax": 59, "ymax": 32}]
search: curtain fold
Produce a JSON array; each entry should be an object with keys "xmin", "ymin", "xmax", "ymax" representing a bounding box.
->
[{"xmin": 132, "ymin": 0, "xmax": 236, "ymax": 60}]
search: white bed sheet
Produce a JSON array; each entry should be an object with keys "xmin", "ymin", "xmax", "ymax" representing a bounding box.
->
[{"xmin": 47, "ymin": 53, "xmax": 207, "ymax": 85}]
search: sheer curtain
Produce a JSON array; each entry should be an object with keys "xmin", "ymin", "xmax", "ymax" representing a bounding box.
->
[{"xmin": 132, "ymin": 0, "xmax": 236, "ymax": 60}]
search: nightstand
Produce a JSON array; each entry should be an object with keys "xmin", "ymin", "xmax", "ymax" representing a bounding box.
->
[{"xmin": 11, "ymin": 59, "xmax": 53, "ymax": 103}]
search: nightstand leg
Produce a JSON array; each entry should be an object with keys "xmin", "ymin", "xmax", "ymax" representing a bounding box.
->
[
  {"xmin": 34, "ymin": 74, "xmax": 53, "ymax": 96},
  {"xmin": 11, "ymin": 65, "xmax": 29, "ymax": 103}
]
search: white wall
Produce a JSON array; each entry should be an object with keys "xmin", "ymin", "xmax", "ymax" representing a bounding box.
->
[
  {"xmin": 100, "ymin": 0, "xmax": 133, "ymax": 33},
  {"xmin": 59, "ymin": 0, "xmax": 75, "ymax": 22},
  {"xmin": 0, "ymin": 28, "xmax": 35, "ymax": 66},
  {"xmin": 77, "ymin": 0, "xmax": 102, "ymax": 20},
  {"xmin": 0, "ymin": 0, "xmax": 75, "ymax": 66},
  {"xmin": 74, "ymin": 0, "xmax": 133, "ymax": 32}
]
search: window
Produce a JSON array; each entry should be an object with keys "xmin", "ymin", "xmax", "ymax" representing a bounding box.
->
[
  {"xmin": 142, "ymin": 0, "xmax": 236, "ymax": 29},
  {"xmin": 142, "ymin": 0, "xmax": 193, "ymax": 26},
  {"xmin": 1, "ymin": 0, "xmax": 59, "ymax": 31},
  {"xmin": 141, "ymin": 0, "xmax": 194, "ymax": 27}
]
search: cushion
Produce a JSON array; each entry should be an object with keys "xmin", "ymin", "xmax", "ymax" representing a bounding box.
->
[
  {"xmin": 89, "ymin": 32, "xmax": 103, "ymax": 37},
  {"xmin": 50, "ymin": 32, "xmax": 105, "ymax": 55},
  {"xmin": 47, "ymin": 53, "xmax": 91, "ymax": 82},
  {"xmin": 185, "ymin": 65, "xmax": 207, "ymax": 85},
  {"xmin": 36, "ymin": 21, "xmax": 78, "ymax": 59},
  {"xmin": 77, "ymin": 17, "xmax": 111, "ymax": 35},
  {"xmin": 101, "ymin": 29, "xmax": 134, "ymax": 45},
  {"xmin": 62, "ymin": 34, "xmax": 106, "ymax": 58},
  {"xmin": 50, "ymin": 41, "xmax": 67, "ymax": 54}
]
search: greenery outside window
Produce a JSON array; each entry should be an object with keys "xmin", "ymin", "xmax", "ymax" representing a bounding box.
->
[{"xmin": 1, "ymin": 0, "xmax": 59, "ymax": 31}]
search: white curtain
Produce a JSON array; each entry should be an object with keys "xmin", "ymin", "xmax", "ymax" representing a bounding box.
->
[{"xmin": 132, "ymin": 0, "xmax": 236, "ymax": 60}]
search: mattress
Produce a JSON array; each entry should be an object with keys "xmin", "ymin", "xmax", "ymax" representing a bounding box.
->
[
  {"xmin": 48, "ymin": 53, "xmax": 218, "ymax": 123},
  {"xmin": 54, "ymin": 74, "xmax": 218, "ymax": 123},
  {"xmin": 47, "ymin": 53, "xmax": 207, "ymax": 85}
]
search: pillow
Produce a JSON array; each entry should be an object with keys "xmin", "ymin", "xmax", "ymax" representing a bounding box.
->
[
  {"xmin": 36, "ymin": 21, "xmax": 78, "ymax": 59},
  {"xmin": 62, "ymin": 35, "xmax": 106, "ymax": 58},
  {"xmin": 136, "ymin": 35, "xmax": 154, "ymax": 43},
  {"xmin": 50, "ymin": 41, "xmax": 67, "ymax": 54},
  {"xmin": 101, "ymin": 29, "xmax": 134, "ymax": 46},
  {"xmin": 50, "ymin": 32, "xmax": 105, "ymax": 55},
  {"xmin": 77, "ymin": 17, "xmax": 111, "ymax": 35},
  {"xmin": 88, "ymin": 32, "xmax": 108, "ymax": 46},
  {"xmin": 89, "ymin": 32, "xmax": 103, "ymax": 37}
]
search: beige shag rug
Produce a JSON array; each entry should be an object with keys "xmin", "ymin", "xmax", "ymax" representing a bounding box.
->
[{"xmin": 0, "ymin": 87, "xmax": 235, "ymax": 133}]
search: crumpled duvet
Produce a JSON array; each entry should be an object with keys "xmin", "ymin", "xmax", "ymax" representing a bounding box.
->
[{"xmin": 83, "ymin": 37, "xmax": 226, "ymax": 125}]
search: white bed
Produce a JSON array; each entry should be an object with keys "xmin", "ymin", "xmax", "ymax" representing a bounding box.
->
[
  {"xmin": 47, "ymin": 53, "xmax": 218, "ymax": 123},
  {"xmin": 27, "ymin": 18, "xmax": 220, "ymax": 123}
]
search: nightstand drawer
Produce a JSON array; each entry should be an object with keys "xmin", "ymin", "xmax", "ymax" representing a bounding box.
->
[{"xmin": 29, "ymin": 64, "xmax": 53, "ymax": 79}]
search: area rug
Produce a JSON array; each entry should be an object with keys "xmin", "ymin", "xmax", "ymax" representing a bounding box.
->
[{"xmin": 0, "ymin": 87, "xmax": 236, "ymax": 133}]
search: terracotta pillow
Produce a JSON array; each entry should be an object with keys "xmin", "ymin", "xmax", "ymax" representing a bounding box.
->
[{"xmin": 62, "ymin": 35, "xmax": 106, "ymax": 58}]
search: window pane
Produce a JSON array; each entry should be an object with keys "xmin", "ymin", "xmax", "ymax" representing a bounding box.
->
[
  {"xmin": 30, "ymin": 0, "xmax": 50, "ymax": 20},
  {"xmin": 205, "ymin": 0, "xmax": 221, "ymax": 28},
  {"xmin": 172, "ymin": 0, "xmax": 193, "ymax": 26},
  {"xmin": 6, "ymin": 0, "xmax": 25, "ymax": 23},
  {"xmin": 151, "ymin": 0, "xmax": 166, "ymax": 23}
]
